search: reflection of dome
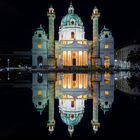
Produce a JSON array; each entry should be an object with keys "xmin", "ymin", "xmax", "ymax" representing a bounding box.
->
[
  {"xmin": 61, "ymin": 112, "xmax": 83, "ymax": 126},
  {"xmin": 59, "ymin": 96, "xmax": 85, "ymax": 136},
  {"xmin": 37, "ymin": 108, "xmax": 44, "ymax": 115},
  {"xmin": 60, "ymin": 111, "xmax": 83, "ymax": 137}
]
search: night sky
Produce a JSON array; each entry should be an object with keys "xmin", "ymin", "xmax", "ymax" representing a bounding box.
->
[{"xmin": 0, "ymin": 0, "xmax": 139, "ymax": 51}]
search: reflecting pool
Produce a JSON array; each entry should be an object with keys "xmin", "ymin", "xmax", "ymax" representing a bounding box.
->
[{"xmin": 0, "ymin": 71, "xmax": 140, "ymax": 138}]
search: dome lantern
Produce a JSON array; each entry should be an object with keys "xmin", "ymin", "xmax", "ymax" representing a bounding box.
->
[{"xmin": 68, "ymin": 1, "xmax": 74, "ymax": 14}]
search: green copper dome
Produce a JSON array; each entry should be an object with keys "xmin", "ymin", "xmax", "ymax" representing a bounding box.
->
[
  {"xmin": 61, "ymin": 112, "xmax": 83, "ymax": 126},
  {"xmin": 60, "ymin": 2, "xmax": 83, "ymax": 26},
  {"xmin": 61, "ymin": 14, "xmax": 83, "ymax": 26},
  {"xmin": 36, "ymin": 24, "xmax": 45, "ymax": 31}
]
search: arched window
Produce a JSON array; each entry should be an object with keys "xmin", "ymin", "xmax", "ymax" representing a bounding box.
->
[
  {"xmin": 37, "ymin": 56, "xmax": 43, "ymax": 67},
  {"xmin": 104, "ymin": 44, "xmax": 109, "ymax": 48},
  {"xmin": 105, "ymin": 101, "xmax": 108, "ymax": 105},
  {"xmin": 38, "ymin": 43, "xmax": 42, "ymax": 49},
  {"xmin": 105, "ymin": 34, "xmax": 108, "ymax": 38},
  {"xmin": 104, "ymin": 56, "xmax": 110, "ymax": 68},
  {"xmin": 71, "ymin": 20, "xmax": 75, "ymax": 25},
  {"xmin": 71, "ymin": 100, "xmax": 74, "ymax": 108},
  {"xmin": 38, "ymin": 90, "xmax": 43, "ymax": 96},
  {"xmin": 37, "ymin": 73, "xmax": 43, "ymax": 83},
  {"xmin": 38, "ymin": 34, "xmax": 42, "ymax": 37},
  {"xmin": 71, "ymin": 32, "xmax": 74, "ymax": 39}
]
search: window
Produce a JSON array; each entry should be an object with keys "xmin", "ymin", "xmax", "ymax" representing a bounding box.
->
[
  {"xmin": 105, "ymin": 101, "xmax": 108, "ymax": 105},
  {"xmin": 104, "ymin": 56, "xmax": 110, "ymax": 68},
  {"xmin": 38, "ymin": 34, "xmax": 42, "ymax": 37},
  {"xmin": 70, "ymin": 114, "xmax": 75, "ymax": 120},
  {"xmin": 72, "ymin": 59, "xmax": 76, "ymax": 66},
  {"xmin": 38, "ymin": 43, "xmax": 42, "ymax": 49},
  {"xmin": 38, "ymin": 102, "xmax": 42, "ymax": 105},
  {"xmin": 71, "ymin": 32, "xmax": 74, "ymax": 39},
  {"xmin": 37, "ymin": 72, "xmax": 43, "ymax": 83},
  {"xmin": 71, "ymin": 21, "xmax": 74, "ymax": 25},
  {"xmin": 38, "ymin": 90, "xmax": 43, "ymax": 96},
  {"xmin": 105, "ymin": 91, "xmax": 109, "ymax": 96},
  {"xmin": 73, "ymin": 74, "xmax": 76, "ymax": 81},
  {"xmin": 105, "ymin": 34, "xmax": 108, "ymax": 38},
  {"xmin": 37, "ymin": 56, "xmax": 43, "ymax": 65},
  {"xmin": 71, "ymin": 100, "xmax": 74, "ymax": 108},
  {"xmin": 104, "ymin": 44, "xmax": 109, "ymax": 48}
]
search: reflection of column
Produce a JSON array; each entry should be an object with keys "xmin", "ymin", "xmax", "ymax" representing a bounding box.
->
[
  {"xmin": 63, "ymin": 74, "xmax": 66, "ymax": 88},
  {"xmin": 79, "ymin": 51, "xmax": 82, "ymax": 66},
  {"xmin": 91, "ymin": 84, "xmax": 100, "ymax": 133},
  {"xmin": 63, "ymin": 51, "xmax": 67, "ymax": 66},
  {"xmin": 83, "ymin": 51, "xmax": 84, "ymax": 66},
  {"xmin": 76, "ymin": 51, "xmax": 79, "ymax": 66},
  {"xmin": 86, "ymin": 51, "xmax": 88, "ymax": 66},
  {"xmin": 76, "ymin": 74, "xmax": 79, "ymax": 88},
  {"xmin": 84, "ymin": 74, "xmax": 87, "ymax": 88},
  {"xmin": 79, "ymin": 74, "xmax": 82, "ymax": 88},
  {"xmin": 66, "ymin": 51, "xmax": 68, "ymax": 66},
  {"xmin": 47, "ymin": 81, "xmax": 55, "ymax": 134},
  {"xmin": 68, "ymin": 74, "xmax": 71, "ymax": 88},
  {"xmin": 68, "ymin": 51, "xmax": 71, "ymax": 66}
]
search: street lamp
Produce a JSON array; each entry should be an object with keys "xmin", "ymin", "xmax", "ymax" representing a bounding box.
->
[
  {"xmin": 7, "ymin": 58, "xmax": 10, "ymax": 72},
  {"xmin": 7, "ymin": 58, "xmax": 10, "ymax": 80}
]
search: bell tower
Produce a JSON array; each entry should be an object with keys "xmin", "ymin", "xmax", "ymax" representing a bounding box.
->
[
  {"xmin": 91, "ymin": 6, "xmax": 100, "ymax": 67},
  {"xmin": 47, "ymin": 5, "xmax": 56, "ymax": 68},
  {"xmin": 32, "ymin": 25, "xmax": 48, "ymax": 68}
]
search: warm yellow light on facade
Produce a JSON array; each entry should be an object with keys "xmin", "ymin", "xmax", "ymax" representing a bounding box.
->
[
  {"xmin": 68, "ymin": 51, "xmax": 71, "ymax": 66},
  {"xmin": 79, "ymin": 51, "xmax": 82, "ymax": 66},
  {"xmin": 84, "ymin": 74, "xmax": 88, "ymax": 88},
  {"xmin": 63, "ymin": 74, "xmax": 67, "ymax": 88},
  {"xmin": 77, "ymin": 95, "xmax": 87, "ymax": 99},
  {"xmin": 104, "ymin": 56, "xmax": 110, "ymax": 68},
  {"xmin": 104, "ymin": 72, "xmax": 110, "ymax": 84},
  {"xmin": 83, "ymin": 40, "xmax": 87, "ymax": 44},
  {"xmin": 37, "ymin": 90, "xmax": 43, "ymax": 96},
  {"xmin": 63, "ymin": 41, "xmax": 67, "ymax": 44},
  {"xmin": 83, "ymin": 51, "xmax": 87, "ymax": 66},
  {"xmin": 104, "ymin": 44, "xmax": 109, "ymax": 48},
  {"xmin": 38, "ymin": 43, "xmax": 42, "ymax": 49},
  {"xmin": 105, "ymin": 91, "xmax": 109, "ymax": 96},
  {"xmin": 63, "ymin": 51, "xmax": 66, "ymax": 66},
  {"xmin": 68, "ymin": 74, "xmax": 72, "ymax": 88},
  {"xmin": 79, "ymin": 74, "xmax": 83, "ymax": 88}
]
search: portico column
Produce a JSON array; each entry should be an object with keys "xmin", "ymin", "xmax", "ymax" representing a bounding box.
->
[
  {"xmin": 70, "ymin": 51, "xmax": 72, "ymax": 66},
  {"xmin": 66, "ymin": 51, "xmax": 68, "ymax": 66},
  {"xmin": 77, "ymin": 51, "xmax": 79, "ymax": 66},
  {"xmin": 82, "ymin": 51, "xmax": 85, "ymax": 66}
]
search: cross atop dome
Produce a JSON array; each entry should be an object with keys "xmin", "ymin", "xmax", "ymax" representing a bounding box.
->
[{"xmin": 68, "ymin": 1, "xmax": 74, "ymax": 14}]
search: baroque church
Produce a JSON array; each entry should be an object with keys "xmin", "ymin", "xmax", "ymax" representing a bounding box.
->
[{"xmin": 32, "ymin": 2, "xmax": 114, "ymax": 69}]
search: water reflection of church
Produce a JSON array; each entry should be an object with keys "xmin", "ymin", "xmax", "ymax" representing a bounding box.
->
[
  {"xmin": 32, "ymin": 72, "xmax": 114, "ymax": 136},
  {"xmin": 32, "ymin": 2, "xmax": 114, "ymax": 69}
]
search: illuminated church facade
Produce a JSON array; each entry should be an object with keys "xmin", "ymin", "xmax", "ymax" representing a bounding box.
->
[{"xmin": 32, "ymin": 2, "xmax": 114, "ymax": 69}]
